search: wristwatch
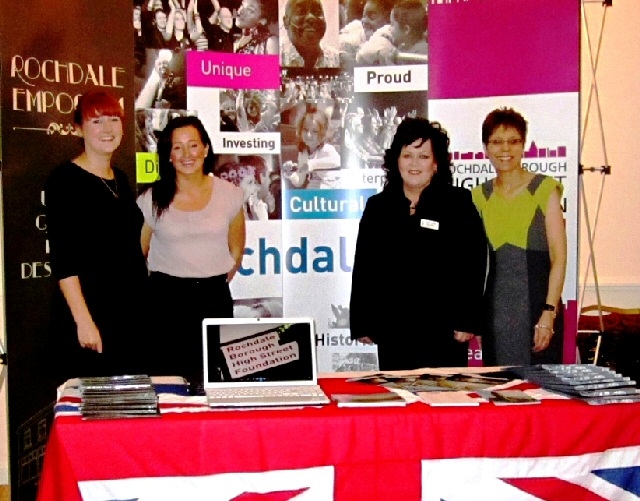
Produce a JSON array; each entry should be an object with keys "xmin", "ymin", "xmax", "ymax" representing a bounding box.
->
[{"xmin": 542, "ymin": 303, "xmax": 556, "ymax": 312}]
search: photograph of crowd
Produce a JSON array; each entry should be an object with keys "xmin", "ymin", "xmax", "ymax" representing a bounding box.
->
[
  {"xmin": 219, "ymin": 89, "xmax": 280, "ymax": 132},
  {"xmin": 134, "ymin": 0, "xmax": 279, "ymax": 54},
  {"xmin": 338, "ymin": 0, "xmax": 427, "ymax": 68},
  {"xmin": 135, "ymin": 108, "xmax": 195, "ymax": 152},
  {"xmin": 343, "ymin": 90, "xmax": 427, "ymax": 169},
  {"xmin": 133, "ymin": 0, "xmax": 427, "ymax": 66}
]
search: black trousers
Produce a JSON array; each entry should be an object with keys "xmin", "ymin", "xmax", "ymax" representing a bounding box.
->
[
  {"xmin": 376, "ymin": 330, "xmax": 469, "ymax": 371},
  {"xmin": 146, "ymin": 272, "xmax": 233, "ymax": 386}
]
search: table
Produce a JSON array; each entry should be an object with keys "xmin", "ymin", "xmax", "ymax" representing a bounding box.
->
[{"xmin": 37, "ymin": 376, "xmax": 640, "ymax": 501}]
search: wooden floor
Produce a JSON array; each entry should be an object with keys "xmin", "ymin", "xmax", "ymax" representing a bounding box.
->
[{"xmin": 0, "ymin": 485, "xmax": 8, "ymax": 501}]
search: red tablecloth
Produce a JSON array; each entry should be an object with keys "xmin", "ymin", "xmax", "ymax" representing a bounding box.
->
[{"xmin": 37, "ymin": 377, "xmax": 640, "ymax": 501}]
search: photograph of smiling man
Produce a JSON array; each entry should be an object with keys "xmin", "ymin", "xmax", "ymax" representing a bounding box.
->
[{"xmin": 280, "ymin": 0, "xmax": 340, "ymax": 69}]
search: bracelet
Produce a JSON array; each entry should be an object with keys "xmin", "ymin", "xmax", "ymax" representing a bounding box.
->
[{"xmin": 534, "ymin": 324, "xmax": 554, "ymax": 333}]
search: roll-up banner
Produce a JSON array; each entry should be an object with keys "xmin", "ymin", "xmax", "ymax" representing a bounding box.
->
[
  {"xmin": 0, "ymin": 1, "xmax": 135, "ymax": 497},
  {"xmin": 0, "ymin": 0, "xmax": 579, "ymax": 497}
]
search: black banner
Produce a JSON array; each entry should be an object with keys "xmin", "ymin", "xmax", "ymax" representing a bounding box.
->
[{"xmin": 0, "ymin": 1, "xmax": 133, "ymax": 498}]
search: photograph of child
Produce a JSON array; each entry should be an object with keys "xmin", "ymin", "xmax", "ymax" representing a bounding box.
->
[
  {"xmin": 216, "ymin": 155, "xmax": 282, "ymax": 220},
  {"xmin": 282, "ymin": 105, "xmax": 342, "ymax": 189}
]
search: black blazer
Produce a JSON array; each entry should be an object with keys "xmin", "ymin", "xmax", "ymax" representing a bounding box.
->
[{"xmin": 349, "ymin": 182, "xmax": 488, "ymax": 344}]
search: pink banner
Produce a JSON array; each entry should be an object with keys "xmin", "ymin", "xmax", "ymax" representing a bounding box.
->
[
  {"xmin": 187, "ymin": 52, "xmax": 280, "ymax": 90},
  {"xmin": 429, "ymin": 0, "xmax": 580, "ymax": 99}
]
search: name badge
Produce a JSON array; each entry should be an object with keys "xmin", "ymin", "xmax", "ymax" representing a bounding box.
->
[{"xmin": 420, "ymin": 219, "xmax": 439, "ymax": 230}]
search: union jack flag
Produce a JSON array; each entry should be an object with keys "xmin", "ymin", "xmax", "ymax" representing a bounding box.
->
[
  {"xmin": 422, "ymin": 446, "xmax": 640, "ymax": 501},
  {"xmin": 78, "ymin": 466, "xmax": 334, "ymax": 501},
  {"xmin": 76, "ymin": 446, "xmax": 640, "ymax": 501}
]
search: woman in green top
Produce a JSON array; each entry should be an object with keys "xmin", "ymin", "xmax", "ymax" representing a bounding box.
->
[{"xmin": 472, "ymin": 108, "xmax": 567, "ymax": 366}]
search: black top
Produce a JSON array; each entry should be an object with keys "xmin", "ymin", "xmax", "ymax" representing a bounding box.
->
[
  {"xmin": 201, "ymin": 21, "xmax": 237, "ymax": 53},
  {"xmin": 349, "ymin": 183, "xmax": 488, "ymax": 370},
  {"xmin": 45, "ymin": 161, "xmax": 149, "ymax": 381}
]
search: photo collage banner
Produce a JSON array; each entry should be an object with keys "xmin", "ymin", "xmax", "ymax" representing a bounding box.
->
[
  {"xmin": 133, "ymin": 0, "xmax": 431, "ymax": 372},
  {"xmin": 132, "ymin": 0, "xmax": 579, "ymax": 372}
]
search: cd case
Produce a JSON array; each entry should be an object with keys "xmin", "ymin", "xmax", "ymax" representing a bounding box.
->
[{"xmin": 79, "ymin": 375, "xmax": 159, "ymax": 419}]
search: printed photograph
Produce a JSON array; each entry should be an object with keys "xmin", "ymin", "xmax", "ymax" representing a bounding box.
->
[
  {"xmin": 280, "ymin": 71, "xmax": 358, "ymax": 188},
  {"xmin": 346, "ymin": 372, "xmax": 510, "ymax": 393},
  {"xmin": 134, "ymin": 0, "xmax": 236, "ymax": 53},
  {"xmin": 135, "ymin": 108, "xmax": 195, "ymax": 152},
  {"xmin": 135, "ymin": 48, "xmax": 187, "ymax": 110},
  {"xmin": 233, "ymin": 297, "xmax": 284, "ymax": 317},
  {"xmin": 338, "ymin": 0, "xmax": 428, "ymax": 68},
  {"xmin": 328, "ymin": 304, "xmax": 350, "ymax": 328},
  {"xmin": 331, "ymin": 352, "xmax": 378, "ymax": 372},
  {"xmin": 281, "ymin": 102, "xmax": 342, "ymax": 189},
  {"xmin": 233, "ymin": 0, "xmax": 280, "ymax": 54},
  {"xmin": 219, "ymin": 89, "xmax": 280, "ymax": 132},
  {"xmin": 215, "ymin": 154, "xmax": 282, "ymax": 220},
  {"xmin": 198, "ymin": 0, "xmax": 242, "ymax": 53},
  {"xmin": 279, "ymin": 0, "xmax": 340, "ymax": 69},
  {"xmin": 343, "ymin": 90, "xmax": 427, "ymax": 169}
]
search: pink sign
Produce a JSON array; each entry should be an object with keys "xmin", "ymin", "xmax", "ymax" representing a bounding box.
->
[
  {"xmin": 187, "ymin": 52, "xmax": 280, "ymax": 90},
  {"xmin": 429, "ymin": 0, "xmax": 579, "ymax": 99}
]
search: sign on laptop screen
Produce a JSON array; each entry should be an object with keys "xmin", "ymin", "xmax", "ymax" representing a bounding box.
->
[{"xmin": 205, "ymin": 321, "xmax": 315, "ymax": 384}]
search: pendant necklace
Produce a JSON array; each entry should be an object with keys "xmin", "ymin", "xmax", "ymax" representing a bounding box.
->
[{"xmin": 100, "ymin": 176, "xmax": 119, "ymax": 198}]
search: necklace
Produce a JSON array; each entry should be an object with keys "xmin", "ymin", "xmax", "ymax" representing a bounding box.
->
[{"xmin": 100, "ymin": 176, "xmax": 119, "ymax": 198}]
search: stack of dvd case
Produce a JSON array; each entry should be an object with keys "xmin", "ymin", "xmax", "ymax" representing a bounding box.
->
[
  {"xmin": 79, "ymin": 375, "xmax": 159, "ymax": 419},
  {"xmin": 512, "ymin": 364, "xmax": 640, "ymax": 405}
]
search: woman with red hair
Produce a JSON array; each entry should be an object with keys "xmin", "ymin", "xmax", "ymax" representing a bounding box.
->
[{"xmin": 45, "ymin": 90, "xmax": 149, "ymax": 383}]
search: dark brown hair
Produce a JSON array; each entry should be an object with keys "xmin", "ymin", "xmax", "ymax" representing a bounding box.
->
[
  {"xmin": 481, "ymin": 107, "xmax": 528, "ymax": 145},
  {"xmin": 383, "ymin": 117, "xmax": 453, "ymax": 189}
]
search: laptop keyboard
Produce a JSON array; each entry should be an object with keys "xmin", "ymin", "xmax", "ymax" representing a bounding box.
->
[{"xmin": 207, "ymin": 385, "xmax": 326, "ymax": 399}]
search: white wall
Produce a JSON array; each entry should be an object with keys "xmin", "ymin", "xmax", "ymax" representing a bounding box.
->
[
  {"xmin": 579, "ymin": 0, "xmax": 640, "ymax": 307},
  {"xmin": 0, "ymin": 0, "xmax": 638, "ymax": 487}
]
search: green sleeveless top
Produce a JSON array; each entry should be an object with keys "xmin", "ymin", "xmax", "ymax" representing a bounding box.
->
[{"xmin": 471, "ymin": 174, "xmax": 562, "ymax": 252}]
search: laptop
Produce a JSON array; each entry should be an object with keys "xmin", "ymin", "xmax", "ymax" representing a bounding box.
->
[{"xmin": 202, "ymin": 317, "xmax": 330, "ymax": 407}]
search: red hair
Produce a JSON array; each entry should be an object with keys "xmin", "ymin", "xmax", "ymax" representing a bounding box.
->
[{"xmin": 73, "ymin": 90, "xmax": 124, "ymax": 126}]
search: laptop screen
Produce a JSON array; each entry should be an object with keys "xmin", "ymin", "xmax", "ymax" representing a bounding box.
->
[{"xmin": 202, "ymin": 318, "xmax": 318, "ymax": 388}]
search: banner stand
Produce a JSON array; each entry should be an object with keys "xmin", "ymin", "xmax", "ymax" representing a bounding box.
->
[{"xmin": 579, "ymin": 0, "xmax": 614, "ymax": 363}]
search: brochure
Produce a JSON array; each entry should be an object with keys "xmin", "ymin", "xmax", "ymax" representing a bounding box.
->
[
  {"xmin": 478, "ymin": 389, "xmax": 541, "ymax": 405},
  {"xmin": 346, "ymin": 372, "xmax": 511, "ymax": 394},
  {"xmin": 417, "ymin": 391, "xmax": 482, "ymax": 406},
  {"xmin": 331, "ymin": 392, "xmax": 407, "ymax": 407}
]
